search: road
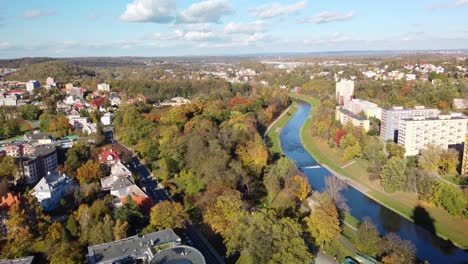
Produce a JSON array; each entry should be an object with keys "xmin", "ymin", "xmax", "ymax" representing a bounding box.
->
[{"xmin": 109, "ymin": 131, "xmax": 225, "ymax": 264}]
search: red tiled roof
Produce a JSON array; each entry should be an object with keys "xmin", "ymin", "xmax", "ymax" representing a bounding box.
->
[
  {"xmin": 90, "ymin": 97, "xmax": 105, "ymax": 108},
  {"xmin": 99, "ymin": 149, "xmax": 120, "ymax": 163}
]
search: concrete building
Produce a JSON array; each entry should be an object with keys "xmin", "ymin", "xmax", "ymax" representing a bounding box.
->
[
  {"xmin": 344, "ymin": 99, "xmax": 382, "ymax": 119},
  {"xmin": 46, "ymin": 77, "xmax": 55, "ymax": 85},
  {"xmin": 398, "ymin": 114, "xmax": 467, "ymax": 156},
  {"xmin": 380, "ymin": 106, "xmax": 439, "ymax": 142},
  {"xmin": 0, "ymin": 256, "xmax": 35, "ymax": 264},
  {"xmin": 97, "ymin": 83, "xmax": 110, "ymax": 92},
  {"xmin": 453, "ymin": 98, "xmax": 467, "ymax": 110},
  {"xmin": 66, "ymin": 114, "xmax": 90, "ymax": 128},
  {"xmin": 335, "ymin": 79, "xmax": 354, "ymax": 105},
  {"xmin": 0, "ymin": 94, "xmax": 18, "ymax": 106},
  {"xmin": 462, "ymin": 135, "xmax": 468, "ymax": 176},
  {"xmin": 31, "ymin": 171, "xmax": 76, "ymax": 211},
  {"xmin": 25, "ymin": 80, "xmax": 40, "ymax": 94},
  {"xmin": 335, "ymin": 106, "xmax": 370, "ymax": 132},
  {"xmin": 87, "ymin": 229, "xmax": 205, "ymax": 264}
]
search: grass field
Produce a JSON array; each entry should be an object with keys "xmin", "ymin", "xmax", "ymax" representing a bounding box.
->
[
  {"xmin": 296, "ymin": 94, "xmax": 468, "ymax": 249},
  {"xmin": 265, "ymin": 102, "xmax": 298, "ymax": 155}
]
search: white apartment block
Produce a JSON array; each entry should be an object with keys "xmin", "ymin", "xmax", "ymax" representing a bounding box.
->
[
  {"xmin": 26, "ymin": 80, "xmax": 40, "ymax": 94},
  {"xmin": 398, "ymin": 114, "xmax": 467, "ymax": 156},
  {"xmin": 335, "ymin": 107, "xmax": 370, "ymax": 132},
  {"xmin": 97, "ymin": 83, "xmax": 110, "ymax": 92},
  {"xmin": 66, "ymin": 114, "xmax": 90, "ymax": 128},
  {"xmin": 380, "ymin": 106, "xmax": 440, "ymax": 142},
  {"xmin": 344, "ymin": 99, "xmax": 382, "ymax": 120},
  {"xmin": 335, "ymin": 79, "xmax": 354, "ymax": 105}
]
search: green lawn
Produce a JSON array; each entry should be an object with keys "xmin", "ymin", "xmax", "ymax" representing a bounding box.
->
[
  {"xmin": 265, "ymin": 102, "xmax": 298, "ymax": 155},
  {"xmin": 297, "ymin": 94, "xmax": 468, "ymax": 249}
]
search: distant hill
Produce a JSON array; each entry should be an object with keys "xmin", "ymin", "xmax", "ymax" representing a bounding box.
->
[
  {"xmin": 6, "ymin": 60, "xmax": 96, "ymax": 82},
  {"xmin": 0, "ymin": 57, "xmax": 58, "ymax": 68}
]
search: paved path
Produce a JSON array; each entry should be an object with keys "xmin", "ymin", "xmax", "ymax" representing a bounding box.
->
[
  {"xmin": 263, "ymin": 105, "xmax": 292, "ymax": 139},
  {"xmin": 314, "ymin": 251, "xmax": 338, "ymax": 264},
  {"xmin": 340, "ymin": 160, "xmax": 356, "ymax": 169}
]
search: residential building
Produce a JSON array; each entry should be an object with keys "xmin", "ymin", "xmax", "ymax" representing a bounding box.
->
[
  {"xmin": 99, "ymin": 149, "xmax": 120, "ymax": 165},
  {"xmin": 380, "ymin": 106, "xmax": 439, "ymax": 142},
  {"xmin": 25, "ymin": 80, "xmax": 40, "ymax": 94},
  {"xmin": 406, "ymin": 74, "xmax": 416, "ymax": 81},
  {"xmin": 46, "ymin": 77, "xmax": 55, "ymax": 85},
  {"xmin": 97, "ymin": 83, "xmax": 110, "ymax": 92},
  {"xmin": 24, "ymin": 132, "xmax": 54, "ymax": 145},
  {"xmin": 101, "ymin": 112, "xmax": 113, "ymax": 126},
  {"xmin": 87, "ymin": 229, "xmax": 205, "ymax": 264},
  {"xmin": 30, "ymin": 171, "xmax": 77, "ymax": 211},
  {"xmin": 0, "ymin": 94, "xmax": 18, "ymax": 106},
  {"xmin": 67, "ymin": 114, "xmax": 90, "ymax": 128},
  {"xmin": 335, "ymin": 79, "xmax": 354, "ymax": 105},
  {"xmin": 335, "ymin": 106, "xmax": 370, "ymax": 132},
  {"xmin": 82, "ymin": 123, "xmax": 98, "ymax": 135},
  {"xmin": 398, "ymin": 114, "xmax": 467, "ymax": 156},
  {"xmin": 344, "ymin": 99, "xmax": 382, "ymax": 119},
  {"xmin": 453, "ymin": 98, "xmax": 468, "ymax": 110},
  {"xmin": 462, "ymin": 135, "xmax": 468, "ymax": 176},
  {"xmin": 0, "ymin": 256, "xmax": 35, "ymax": 264},
  {"xmin": 158, "ymin": 97, "xmax": 191, "ymax": 107}
]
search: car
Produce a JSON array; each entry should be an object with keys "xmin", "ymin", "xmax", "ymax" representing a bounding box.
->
[{"xmin": 344, "ymin": 256, "xmax": 359, "ymax": 264}]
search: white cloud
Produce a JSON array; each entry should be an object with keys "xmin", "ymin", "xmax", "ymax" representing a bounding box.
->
[
  {"xmin": 198, "ymin": 32, "xmax": 272, "ymax": 48},
  {"xmin": 0, "ymin": 42, "xmax": 11, "ymax": 49},
  {"xmin": 177, "ymin": 0, "xmax": 233, "ymax": 23},
  {"xmin": 224, "ymin": 21, "xmax": 265, "ymax": 34},
  {"xmin": 300, "ymin": 11, "xmax": 355, "ymax": 24},
  {"xmin": 184, "ymin": 31, "xmax": 219, "ymax": 41},
  {"xmin": 455, "ymin": 0, "xmax": 468, "ymax": 6},
  {"xmin": 120, "ymin": 0, "xmax": 176, "ymax": 23},
  {"xmin": 23, "ymin": 9, "xmax": 56, "ymax": 19},
  {"xmin": 249, "ymin": 0, "xmax": 307, "ymax": 19}
]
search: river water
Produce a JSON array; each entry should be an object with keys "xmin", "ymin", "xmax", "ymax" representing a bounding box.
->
[{"xmin": 280, "ymin": 101, "xmax": 468, "ymax": 263}]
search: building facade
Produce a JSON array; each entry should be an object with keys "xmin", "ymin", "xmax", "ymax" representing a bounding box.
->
[
  {"xmin": 31, "ymin": 171, "xmax": 77, "ymax": 211},
  {"xmin": 97, "ymin": 83, "xmax": 110, "ymax": 92},
  {"xmin": 335, "ymin": 107, "xmax": 370, "ymax": 132},
  {"xmin": 398, "ymin": 115, "xmax": 467, "ymax": 156},
  {"xmin": 335, "ymin": 79, "xmax": 354, "ymax": 105},
  {"xmin": 344, "ymin": 99, "xmax": 382, "ymax": 119},
  {"xmin": 462, "ymin": 135, "xmax": 468, "ymax": 176},
  {"xmin": 380, "ymin": 106, "xmax": 439, "ymax": 142},
  {"xmin": 25, "ymin": 80, "xmax": 40, "ymax": 94}
]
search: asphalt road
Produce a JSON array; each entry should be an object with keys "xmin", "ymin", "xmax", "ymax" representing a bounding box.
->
[{"xmin": 112, "ymin": 133, "xmax": 224, "ymax": 264}]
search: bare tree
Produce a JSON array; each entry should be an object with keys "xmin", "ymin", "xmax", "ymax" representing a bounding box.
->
[{"xmin": 324, "ymin": 176, "xmax": 348, "ymax": 211}]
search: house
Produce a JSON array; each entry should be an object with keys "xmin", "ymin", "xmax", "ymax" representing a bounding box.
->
[
  {"xmin": 67, "ymin": 114, "xmax": 90, "ymax": 128},
  {"xmin": 87, "ymin": 229, "xmax": 205, "ymax": 264},
  {"xmin": 30, "ymin": 171, "xmax": 77, "ymax": 211},
  {"xmin": 90, "ymin": 97, "xmax": 106, "ymax": 109},
  {"xmin": 97, "ymin": 83, "xmax": 110, "ymax": 92},
  {"xmin": 23, "ymin": 132, "xmax": 54, "ymax": 145},
  {"xmin": 0, "ymin": 256, "xmax": 35, "ymax": 264},
  {"xmin": 99, "ymin": 149, "xmax": 120, "ymax": 165},
  {"xmin": 101, "ymin": 112, "xmax": 113, "ymax": 126},
  {"xmin": 25, "ymin": 80, "xmax": 40, "ymax": 94},
  {"xmin": 0, "ymin": 193, "xmax": 19, "ymax": 211},
  {"xmin": 82, "ymin": 123, "xmax": 98, "ymax": 135}
]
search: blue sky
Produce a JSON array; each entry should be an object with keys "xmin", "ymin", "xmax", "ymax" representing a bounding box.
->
[{"xmin": 0, "ymin": 0, "xmax": 467, "ymax": 58}]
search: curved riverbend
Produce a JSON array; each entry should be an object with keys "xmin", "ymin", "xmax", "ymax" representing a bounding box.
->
[{"xmin": 280, "ymin": 101, "xmax": 468, "ymax": 263}]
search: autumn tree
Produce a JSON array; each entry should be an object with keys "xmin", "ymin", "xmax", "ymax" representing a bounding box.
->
[
  {"xmin": 386, "ymin": 141, "xmax": 405, "ymax": 159},
  {"xmin": 76, "ymin": 160, "xmax": 103, "ymax": 184},
  {"xmin": 430, "ymin": 181, "xmax": 465, "ymax": 215},
  {"xmin": 114, "ymin": 220, "xmax": 129, "ymax": 240},
  {"xmin": 419, "ymin": 145, "xmax": 460, "ymax": 175},
  {"xmin": 147, "ymin": 201, "xmax": 188, "ymax": 232},
  {"xmin": 355, "ymin": 217, "xmax": 382, "ymax": 257},
  {"xmin": 304, "ymin": 195, "xmax": 341, "ymax": 247},
  {"xmin": 203, "ymin": 191, "xmax": 244, "ymax": 235},
  {"xmin": 380, "ymin": 157, "xmax": 406, "ymax": 193},
  {"xmin": 324, "ymin": 176, "xmax": 348, "ymax": 210},
  {"xmin": 47, "ymin": 242, "xmax": 83, "ymax": 264},
  {"xmin": 381, "ymin": 233, "xmax": 416, "ymax": 264}
]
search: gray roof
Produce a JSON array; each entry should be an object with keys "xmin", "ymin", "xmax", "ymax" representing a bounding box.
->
[
  {"xmin": 87, "ymin": 229, "xmax": 182, "ymax": 264},
  {"xmin": 32, "ymin": 171, "xmax": 74, "ymax": 194},
  {"xmin": 150, "ymin": 246, "xmax": 206, "ymax": 264},
  {"xmin": 0, "ymin": 256, "xmax": 35, "ymax": 264},
  {"xmin": 25, "ymin": 133, "xmax": 53, "ymax": 141},
  {"xmin": 111, "ymin": 176, "xmax": 135, "ymax": 190},
  {"xmin": 34, "ymin": 145, "xmax": 56, "ymax": 157},
  {"xmin": 337, "ymin": 108, "xmax": 368, "ymax": 121}
]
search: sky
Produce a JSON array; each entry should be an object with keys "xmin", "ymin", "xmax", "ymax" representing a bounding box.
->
[{"xmin": 0, "ymin": 0, "xmax": 468, "ymax": 58}]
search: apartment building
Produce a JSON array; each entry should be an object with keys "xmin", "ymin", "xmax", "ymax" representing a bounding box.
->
[
  {"xmin": 335, "ymin": 106, "xmax": 370, "ymax": 132},
  {"xmin": 344, "ymin": 99, "xmax": 382, "ymax": 119},
  {"xmin": 380, "ymin": 106, "xmax": 439, "ymax": 142},
  {"xmin": 462, "ymin": 135, "xmax": 468, "ymax": 176},
  {"xmin": 335, "ymin": 79, "xmax": 354, "ymax": 105},
  {"xmin": 97, "ymin": 83, "xmax": 110, "ymax": 92},
  {"xmin": 398, "ymin": 114, "xmax": 467, "ymax": 156}
]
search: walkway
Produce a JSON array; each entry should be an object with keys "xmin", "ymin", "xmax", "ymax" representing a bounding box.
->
[
  {"xmin": 263, "ymin": 105, "xmax": 291, "ymax": 138},
  {"xmin": 340, "ymin": 160, "xmax": 356, "ymax": 169}
]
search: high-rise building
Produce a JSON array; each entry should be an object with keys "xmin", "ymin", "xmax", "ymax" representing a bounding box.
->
[
  {"xmin": 380, "ymin": 106, "xmax": 439, "ymax": 142},
  {"xmin": 398, "ymin": 114, "xmax": 467, "ymax": 156},
  {"xmin": 25, "ymin": 80, "xmax": 40, "ymax": 94},
  {"xmin": 344, "ymin": 99, "xmax": 382, "ymax": 119},
  {"xmin": 462, "ymin": 135, "xmax": 468, "ymax": 176},
  {"xmin": 335, "ymin": 79, "xmax": 354, "ymax": 105}
]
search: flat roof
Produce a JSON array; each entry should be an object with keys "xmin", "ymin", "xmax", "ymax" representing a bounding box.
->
[
  {"xmin": 151, "ymin": 245, "xmax": 206, "ymax": 264},
  {"xmin": 0, "ymin": 256, "xmax": 35, "ymax": 264},
  {"xmin": 337, "ymin": 108, "xmax": 368, "ymax": 121}
]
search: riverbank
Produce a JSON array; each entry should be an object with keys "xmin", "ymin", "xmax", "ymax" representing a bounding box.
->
[
  {"xmin": 294, "ymin": 94, "xmax": 468, "ymax": 249},
  {"xmin": 265, "ymin": 102, "xmax": 298, "ymax": 155}
]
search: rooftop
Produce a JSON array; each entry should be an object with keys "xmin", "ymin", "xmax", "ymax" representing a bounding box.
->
[
  {"xmin": 150, "ymin": 245, "xmax": 206, "ymax": 264},
  {"xmin": 337, "ymin": 108, "xmax": 368, "ymax": 121},
  {"xmin": 0, "ymin": 256, "xmax": 35, "ymax": 264}
]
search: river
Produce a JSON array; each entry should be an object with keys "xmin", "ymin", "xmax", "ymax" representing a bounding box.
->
[{"xmin": 279, "ymin": 101, "xmax": 468, "ymax": 263}]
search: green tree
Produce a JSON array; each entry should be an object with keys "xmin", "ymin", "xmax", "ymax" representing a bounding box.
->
[
  {"xmin": 76, "ymin": 160, "xmax": 103, "ymax": 184},
  {"xmin": 203, "ymin": 191, "xmax": 244, "ymax": 235},
  {"xmin": 430, "ymin": 181, "xmax": 465, "ymax": 215},
  {"xmin": 148, "ymin": 201, "xmax": 188, "ymax": 231},
  {"xmin": 386, "ymin": 142, "xmax": 405, "ymax": 158},
  {"xmin": 114, "ymin": 220, "xmax": 129, "ymax": 240},
  {"xmin": 114, "ymin": 197, "xmax": 145, "ymax": 235},
  {"xmin": 48, "ymin": 242, "xmax": 83, "ymax": 264},
  {"xmin": 20, "ymin": 104, "xmax": 41, "ymax": 120},
  {"xmin": 380, "ymin": 157, "xmax": 406, "ymax": 193},
  {"xmin": 0, "ymin": 156, "xmax": 18, "ymax": 181},
  {"xmin": 355, "ymin": 217, "xmax": 382, "ymax": 257},
  {"xmin": 304, "ymin": 195, "xmax": 341, "ymax": 247},
  {"xmin": 65, "ymin": 215, "xmax": 79, "ymax": 237},
  {"xmin": 174, "ymin": 169, "xmax": 205, "ymax": 196}
]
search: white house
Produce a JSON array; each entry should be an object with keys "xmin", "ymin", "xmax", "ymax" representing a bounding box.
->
[
  {"xmin": 82, "ymin": 123, "xmax": 98, "ymax": 135},
  {"xmin": 67, "ymin": 114, "xmax": 90, "ymax": 128},
  {"xmin": 97, "ymin": 83, "xmax": 110, "ymax": 92},
  {"xmin": 101, "ymin": 112, "xmax": 113, "ymax": 126},
  {"xmin": 30, "ymin": 171, "xmax": 77, "ymax": 211}
]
